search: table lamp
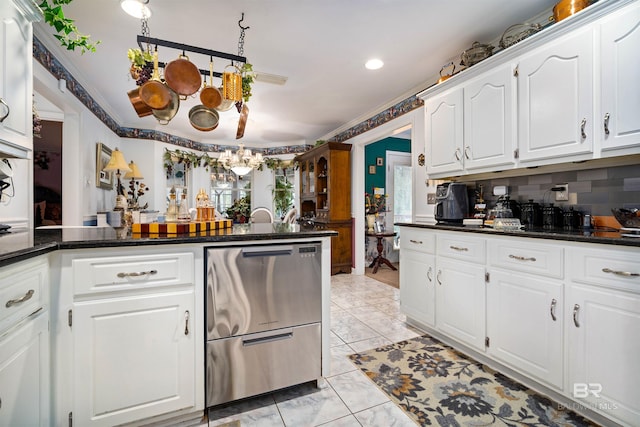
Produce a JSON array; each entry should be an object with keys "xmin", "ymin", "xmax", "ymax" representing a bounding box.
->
[{"xmin": 103, "ymin": 148, "xmax": 131, "ymax": 209}]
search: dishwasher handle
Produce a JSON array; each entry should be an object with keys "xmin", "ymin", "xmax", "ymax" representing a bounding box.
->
[
  {"xmin": 242, "ymin": 329, "xmax": 294, "ymax": 346},
  {"xmin": 241, "ymin": 246, "xmax": 294, "ymax": 257}
]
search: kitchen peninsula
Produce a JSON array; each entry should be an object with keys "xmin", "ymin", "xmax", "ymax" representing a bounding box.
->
[{"xmin": 0, "ymin": 224, "xmax": 336, "ymax": 427}]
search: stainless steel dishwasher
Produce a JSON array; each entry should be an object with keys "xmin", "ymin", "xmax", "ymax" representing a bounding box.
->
[{"xmin": 205, "ymin": 242, "xmax": 322, "ymax": 407}]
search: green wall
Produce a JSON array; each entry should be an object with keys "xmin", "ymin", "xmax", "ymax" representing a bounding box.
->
[{"xmin": 364, "ymin": 137, "xmax": 411, "ymax": 197}]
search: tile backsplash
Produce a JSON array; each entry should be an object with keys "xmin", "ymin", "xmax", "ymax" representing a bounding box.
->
[{"xmin": 464, "ymin": 164, "xmax": 640, "ymax": 216}]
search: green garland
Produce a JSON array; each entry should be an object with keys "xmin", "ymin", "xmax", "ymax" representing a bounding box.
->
[
  {"xmin": 38, "ymin": 0, "xmax": 100, "ymax": 54},
  {"xmin": 163, "ymin": 148, "xmax": 298, "ymax": 178}
]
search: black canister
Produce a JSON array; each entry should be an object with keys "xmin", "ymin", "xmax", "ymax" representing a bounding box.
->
[
  {"xmin": 563, "ymin": 207, "xmax": 583, "ymax": 230},
  {"xmin": 542, "ymin": 203, "xmax": 563, "ymax": 229},
  {"xmin": 521, "ymin": 199, "xmax": 542, "ymax": 228}
]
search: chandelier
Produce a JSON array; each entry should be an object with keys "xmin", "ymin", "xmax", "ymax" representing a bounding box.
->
[{"xmin": 218, "ymin": 143, "xmax": 264, "ymax": 176}]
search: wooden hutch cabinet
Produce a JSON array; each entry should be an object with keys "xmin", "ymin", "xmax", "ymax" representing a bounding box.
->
[{"xmin": 295, "ymin": 142, "xmax": 352, "ymax": 274}]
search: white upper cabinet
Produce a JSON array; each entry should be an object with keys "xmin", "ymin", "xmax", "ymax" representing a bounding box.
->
[
  {"xmin": 424, "ymin": 87, "xmax": 464, "ymax": 176},
  {"xmin": 599, "ymin": 1, "xmax": 640, "ymax": 153},
  {"xmin": 463, "ymin": 63, "xmax": 517, "ymax": 171},
  {"xmin": 517, "ymin": 27, "xmax": 594, "ymax": 163},
  {"xmin": 0, "ymin": 1, "xmax": 40, "ymax": 156}
]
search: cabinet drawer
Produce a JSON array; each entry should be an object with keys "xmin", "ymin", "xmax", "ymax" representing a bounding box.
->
[
  {"xmin": 568, "ymin": 246, "xmax": 640, "ymax": 293},
  {"xmin": 0, "ymin": 258, "xmax": 48, "ymax": 334},
  {"xmin": 399, "ymin": 227, "xmax": 436, "ymax": 254},
  {"xmin": 488, "ymin": 238, "xmax": 563, "ymax": 279},
  {"xmin": 436, "ymin": 233, "xmax": 485, "ymax": 264},
  {"xmin": 72, "ymin": 252, "xmax": 194, "ymax": 296}
]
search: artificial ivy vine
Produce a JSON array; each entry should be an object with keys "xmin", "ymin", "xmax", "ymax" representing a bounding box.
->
[{"xmin": 39, "ymin": 0, "xmax": 100, "ymax": 54}]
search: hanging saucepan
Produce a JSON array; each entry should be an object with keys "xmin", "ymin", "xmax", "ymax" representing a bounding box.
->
[
  {"xmin": 215, "ymin": 89, "xmax": 235, "ymax": 112},
  {"xmin": 139, "ymin": 49, "xmax": 171, "ymax": 110},
  {"xmin": 152, "ymin": 85, "xmax": 180, "ymax": 125},
  {"xmin": 200, "ymin": 59, "xmax": 222, "ymax": 109},
  {"xmin": 128, "ymin": 87, "xmax": 152, "ymax": 117},
  {"xmin": 189, "ymin": 104, "xmax": 219, "ymax": 132},
  {"xmin": 236, "ymin": 104, "xmax": 249, "ymax": 139},
  {"xmin": 164, "ymin": 53, "xmax": 201, "ymax": 99}
]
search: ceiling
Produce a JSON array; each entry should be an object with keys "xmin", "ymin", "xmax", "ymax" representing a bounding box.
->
[{"xmin": 33, "ymin": 0, "xmax": 558, "ymax": 149}]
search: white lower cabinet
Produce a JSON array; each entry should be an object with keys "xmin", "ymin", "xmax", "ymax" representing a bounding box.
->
[
  {"xmin": 72, "ymin": 290, "xmax": 195, "ymax": 427},
  {"xmin": 0, "ymin": 311, "xmax": 49, "ymax": 426},
  {"xmin": 399, "ymin": 249, "xmax": 435, "ymax": 327},
  {"xmin": 486, "ymin": 270, "xmax": 563, "ymax": 389}
]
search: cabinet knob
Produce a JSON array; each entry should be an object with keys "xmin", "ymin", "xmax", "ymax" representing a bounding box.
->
[
  {"xmin": 116, "ymin": 269, "xmax": 158, "ymax": 278},
  {"xmin": 602, "ymin": 267, "xmax": 639, "ymax": 277},
  {"xmin": 0, "ymin": 98, "xmax": 9, "ymax": 123},
  {"xmin": 580, "ymin": 118, "xmax": 587, "ymax": 140},
  {"xmin": 436, "ymin": 270, "xmax": 442, "ymax": 285},
  {"xmin": 184, "ymin": 310, "xmax": 190, "ymax": 335},
  {"xmin": 604, "ymin": 113, "xmax": 610, "ymax": 136},
  {"xmin": 5, "ymin": 289, "xmax": 34, "ymax": 308},
  {"xmin": 464, "ymin": 146, "xmax": 471, "ymax": 160},
  {"xmin": 573, "ymin": 304, "xmax": 580, "ymax": 328},
  {"xmin": 427, "ymin": 266, "xmax": 433, "ymax": 282},
  {"xmin": 550, "ymin": 298, "xmax": 557, "ymax": 321},
  {"xmin": 454, "ymin": 148, "xmax": 462, "ymax": 161}
]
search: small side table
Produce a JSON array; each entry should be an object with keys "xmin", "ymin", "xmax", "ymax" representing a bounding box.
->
[{"xmin": 367, "ymin": 232, "xmax": 398, "ymax": 274}]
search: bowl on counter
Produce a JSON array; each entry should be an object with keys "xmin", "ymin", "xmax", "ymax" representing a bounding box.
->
[{"xmin": 611, "ymin": 208, "xmax": 640, "ymax": 228}]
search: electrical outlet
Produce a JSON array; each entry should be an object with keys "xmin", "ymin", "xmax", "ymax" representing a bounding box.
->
[
  {"xmin": 427, "ymin": 193, "xmax": 436, "ymax": 204},
  {"xmin": 554, "ymin": 184, "xmax": 569, "ymax": 201}
]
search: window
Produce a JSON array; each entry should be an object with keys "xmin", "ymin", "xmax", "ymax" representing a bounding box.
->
[
  {"xmin": 273, "ymin": 167, "xmax": 295, "ymax": 220},
  {"xmin": 210, "ymin": 170, "xmax": 252, "ymax": 216},
  {"xmin": 166, "ymin": 161, "xmax": 189, "ymax": 205}
]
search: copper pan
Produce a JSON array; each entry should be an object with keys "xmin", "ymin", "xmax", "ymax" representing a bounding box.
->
[
  {"xmin": 236, "ymin": 104, "xmax": 249, "ymax": 139},
  {"xmin": 164, "ymin": 54, "xmax": 201, "ymax": 98},
  {"xmin": 189, "ymin": 104, "xmax": 219, "ymax": 132},
  {"xmin": 152, "ymin": 85, "xmax": 180, "ymax": 125},
  {"xmin": 552, "ymin": 0, "xmax": 590, "ymax": 22},
  {"xmin": 200, "ymin": 60, "xmax": 222, "ymax": 109},
  {"xmin": 127, "ymin": 87, "xmax": 152, "ymax": 117},
  {"xmin": 139, "ymin": 50, "xmax": 171, "ymax": 110}
]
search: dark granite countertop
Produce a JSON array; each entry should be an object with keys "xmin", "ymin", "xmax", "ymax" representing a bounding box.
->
[
  {"xmin": 0, "ymin": 224, "xmax": 337, "ymax": 268},
  {"xmin": 396, "ymin": 222, "xmax": 640, "ymax": 248}
]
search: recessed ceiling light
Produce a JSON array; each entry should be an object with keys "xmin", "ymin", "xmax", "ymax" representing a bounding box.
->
[
  {"xmin": 120, "ymin": 0, "xmax": 151, "ymax": 19},
  {"xmin": 365, "ymin": 59, "xmax": 384, "ymax": 70}
]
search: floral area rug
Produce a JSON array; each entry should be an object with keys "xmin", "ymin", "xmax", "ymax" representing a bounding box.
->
[{"xmin": 349, "ymin": 335, "xmax": 598, "ymax": 426}]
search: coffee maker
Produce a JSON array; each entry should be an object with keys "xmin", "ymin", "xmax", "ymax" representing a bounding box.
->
[{"xmin": 435, "ymin": 182, "xmax": 468, "ymax": 223}]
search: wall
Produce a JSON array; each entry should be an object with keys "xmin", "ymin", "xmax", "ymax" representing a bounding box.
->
[{"xmin": 364, "ymin": 137, "xmax": 410, "ymax": 195}]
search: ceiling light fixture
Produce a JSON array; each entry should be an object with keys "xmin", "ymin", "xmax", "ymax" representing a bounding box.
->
[
  {"xmin": 365, "ymin": 58, "xmax": 384, "ymax": 70},
  {"xmin": 218, "ymin": 143, "xmax": 264, "ymax": 176},
  {"xmin": 120, "ymin": 0, "xmax": 151, "ymax": 19}
]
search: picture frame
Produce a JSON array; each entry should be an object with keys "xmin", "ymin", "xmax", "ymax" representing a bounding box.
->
[
  {"xmin": 96, "ymin": 142, "xmax": 113, "ymax": 189},
  {"xmin": 368, "ymin": 165, "xmax": 376, "ymax": 174},
  {"xmin": 376, "ymin": 157, "xmax": 384, "ymax": 166}
]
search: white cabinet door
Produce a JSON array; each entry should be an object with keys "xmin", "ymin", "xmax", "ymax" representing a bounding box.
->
[
  {"xmin": 463, "ymin": 63, "xmax": 516, "ymax": 171},
  {"xmin": 567, "ymin": 283, "xmax": 640, "ymax": 426},
  {"xmin": 399, "ymin": 250, "xmax": 435, "ymax": 327},
  {"xmin": 435, "ymin": 257, "xmax": 485, "ymax": 350},
  {"xmin": 73, "ymin": 290, "xmax": 195, "ymax": 427},
  {"xmin": 517, "ymin": 27, "xmax": 594, "ymax": 163},
  {"xmin": 0, "ymin": 0, "xmax": 33, "ymax": 152},
  {"xmin": 425, "ymin": 87, "xmax": 464, "ymax": 176},
  {"xmin": 487, "ymin": 270, "xmax": 563, "ymax": 389},
  {"xmin": 0, "ymin": 311, "xmax": 49, "ymax": 427},
  {"xmin": 600, "ymin": 1, "xmax": 640, "ymax": 153}
]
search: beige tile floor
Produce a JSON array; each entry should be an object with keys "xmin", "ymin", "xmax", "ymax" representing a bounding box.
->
[{"xmin": 206, "ymin": 273, "xmax": 421, "ymax": 427}]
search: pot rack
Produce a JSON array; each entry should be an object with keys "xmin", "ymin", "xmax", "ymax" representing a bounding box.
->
[{"xmin": 136, "ymin": 35, "xmax": 247, "ymax": 79}]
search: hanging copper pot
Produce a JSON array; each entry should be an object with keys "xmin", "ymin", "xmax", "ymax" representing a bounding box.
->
[
  {"xmin": 236, "ymin": 104, "xmax": 249, "ymax": 139},
  {"xmin": 139, "ymin": 50, "xmax": 171, "ymax": 110},
  {"xmin": 200, "ymin": 60, "xmax": 222, "ymax": 109},
  {"xmin": 215, "ymin": 90, "xmax": 235, "ymax": 112},
  {"xmin": 552, "ymin": 0, "xmax": 590, "ymax": 22},
  {"xmin": 164, "ymin": 54, "xmax": 202, "ymax": 98},
  {"xmin": 152, "ymin": 85, "xmax": 180, "ymax": 125},
  {"xmin": 127, "ymin": 87, "xmax": 152, "ymax": 117},
  {"xmin": 189, "ymin": 104, "xmax": 219, "ymax": 132}
]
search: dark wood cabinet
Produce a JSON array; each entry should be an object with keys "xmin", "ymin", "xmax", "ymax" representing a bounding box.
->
[{"xmin": 295, "ymin": 142, "xmax": 352, "ymax": 275}]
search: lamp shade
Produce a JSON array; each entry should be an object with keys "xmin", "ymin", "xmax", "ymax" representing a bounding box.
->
[
  {"xmin": 124, "ymin": 161, "xmax": 144, "ymax": 179},
  {"xmin": 120, "ymin": 0, "xmax": 151, "ymax": 19},
  {"xmin": 103, "ymin": 148, "xmax": 131, "ymax": 173}
]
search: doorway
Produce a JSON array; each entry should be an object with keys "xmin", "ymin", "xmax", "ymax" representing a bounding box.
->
[{"xmin": 33, "ymin": 120, "xmax": 63, "ymax": 226}]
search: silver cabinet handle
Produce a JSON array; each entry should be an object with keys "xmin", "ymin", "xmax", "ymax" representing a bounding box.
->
[
  {"xmin": 427, "ymin": 266, "xmax": 433, "ymax": 282},
  {"xmin": 604, "ymin": 113, "xmax": 610, "ymax": 135},
  {"xmin": 454, "ymin": 148, "xmax": 462, "ymax": 161},
  {"xmin": 6, "ymin": 289, "xmax": 34, "ymax": 308},
  {"xmin": 464, "ymin": 146, "xmax": 471, "ymax": 159},
  {"xmin": 509, "ymin": 254, "xmax": 536, "ymax": 262},
  {"xmin": 0, "ymin": 98, "xmax": 9, "ymax": 123},
  {"xmin": 436, "ymin": 270, "xmax": 442, "ymax": 285},
  {"xmin": 602, "ymin": 268, "xmax": 639, "ymax": 277},
  {"xmin": 580, "ymin": 118, "xmax": 587, "ymax": 140},
  {"xmin": 550, "ymin": 299, "xmax": 557, "ymax": 321},
  {"xmin": 573, "ymin": 304, "xmax": 580, "ymax": 328},
  {"xmin": 184, "ymin": 310, "xmax": 190, "ymax": 335},
  {"xmin": 449, "ymin": 245, "xmax": 468, "ymax": 252},
  {"xmin": 409, "ymin": 239, "xmax": 423, "ymax": 245},
  {"xmin": 117, "ymin": 269, "xmax": 158, "ymax": 278}
]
